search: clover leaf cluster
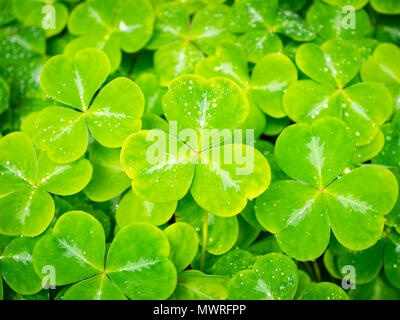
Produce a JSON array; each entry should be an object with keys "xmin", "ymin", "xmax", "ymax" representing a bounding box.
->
[{"xmin": 0, "ymin": 0, "xmax": 400, "ymax": 301}]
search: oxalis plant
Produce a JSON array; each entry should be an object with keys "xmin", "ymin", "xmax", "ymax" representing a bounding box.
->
[{"xmin": 0, "ymin": 0, "xmax": 400, "ymax": 302}]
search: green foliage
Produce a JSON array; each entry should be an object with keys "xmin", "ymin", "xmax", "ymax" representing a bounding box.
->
[
  {"xmin": 33, "ymin": 211, "xmax": 177, "ymax": 299},
  {"xmin": 0, "ymin": 132, "xmax": 92, "ymax": 237},
  {"xmin": 228, "ymin": 0, "xmax": 315, "ymax": 62},
  {"xmin": 255, "ymin": 117, "xmax": 398, "ymax": 261},
  {"xmin": 1, "ymin": 0, "xmax": 400, "ymax": 301}
]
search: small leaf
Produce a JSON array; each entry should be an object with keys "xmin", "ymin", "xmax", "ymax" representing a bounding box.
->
[
  {"xmin": 162, "ymin": 74, "xmax": 249, "ymax": 145},
  {"xmin": 322, "ymin": 0, "xmax": 368, "ymax": 10},
  {"xmin": 154, "ymin": 42, "xmax": 204, "ymax": 87},
  {"xmin": 190, "ymin": 4, "xmax": 235, "ymax": 56},
  {"xmin": 237, "ymin": 30, "xmax": 282, "ymax": 63},
  {"xmin": 349, "ymin": 275, "xmax": 400, "ymax": 300},
  {"xmin": 86, "ymin": 77, "xmax": 144, "ymax": 148},
  {"xmin": 211, "ymin": 249, "xmax": 254, "ymax": 277},
  {"xmin": 336, "ymin": 239, "xmax": 385, "ymax": 284},
  {"xmin": 116, "ymin": 189, "xmax": 177, "ymax": 227},
  {"xmin": 249, "ymin": 53, "xmax": 297, "ymax": 118},
  {"xmin": 0, "ymin": 132, "xmax": 54, "ymax": 237},
  {"xmin": 175, "ymin": 194, "xmax": 239, "ymax": 255},
  {"xmin": 191, "ymin": 144, "xmax": 270, "ymax": 216},
  {"xmin": 228, "ymin": 253, "xmax": 298, "ymax": 300},
  {"xmin": 121, "ymin": 130, "xmax": 196, "ymax": 202},
  {"xmin": 384, "ymin": 234, "xmax": 400, "ymax": 289},
  {"xmin": 36, "ymin": 152, "xmax": 93, "ymax": 196},
  {"xmin": 106, "ymin": 223, "xmax": 177, "ymax": 300},
  {"xmin": 35, "ymin": 107, "xmax": 88, "ymax": 164},
  {"xmin": 171, "ymin": 270, "xmax": 229, "ymax": 300},
  {"xmin": 256, "ymin": 180, "xmax": 329, "ymax": 261},
  {"xmin": 228, "ymin": 0, "xmax": 279, "ymax": 33},
  {"xmin": 353, "ymin": 129, "xmax": 384, "ymax": 164},
  {"xmin": 274, "ymin": 10, "xmax": 316, "ymax": 41},
  {"xmin": 136, "ymin": 73, "xmax": 167, "ymax": 116},
  {"xmin": 64, "ymin": 33, "xmax": 121, "ymax": 72},
  {"xmin": 294, "ymin": 270, "xmax": 312, "ymax": 300},
  {"xmin": 0, "ymin": 237, "xmax": 42, "ymax": 295},
  {"xmin": 361, "ymin": 43, "xmax": 400, "ymax": 87},
  {"xmin": 325, "ymin": 165, "xmax": 398, "ymax": 250},
  {"xmin": 275, "ymin": 117, "xmax": 354, "ymax": 189},
  {"xmin": 307, "ymin": 1, "xmax": 371, "ymax": 40},
  {"xmin": 33, "ymin": 211, "xmax": 105, "ymax": 285},
  {"xmin": 373, "ymin": 115, "xmax": 400, "ymax": 168},
  {"xmin": 370, "ymin": 0, "xmax": 400, "ymax": 14},
  {"xmin": 113, "ymin": 0, "xmax": 154, "ymax": 53},
  {"xmin": 195, "ymin": 41, "xmax": 250, "ymax": 86},
  {"xmin": 302, "ymin": 282, "xmax": 348, "ymax": 300},
  {"xmin": 84, "ymin": 142, "xmax": 131, "ymax": 202},
  {"xmin": 165, "ymin": 222, "xmax": 199, "ymax": 272},
  {"xmin": 296, "ymin": 39, "xmax": 362, "ymax": 88},
  {"xmin": 40, "ymin": 48, "xmax": 110, "ymax": 111}
]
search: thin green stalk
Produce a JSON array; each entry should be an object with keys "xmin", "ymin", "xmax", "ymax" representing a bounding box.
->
[
  {"xmin": 304, "ymin": 261, "xmax": 315, "ymax": 281},
  {"xmin": 313, "ymin": 261, "xmax": 322, "ymax": 282},
  {"xmin": 200, "ymin": 211, "xmax": 209, "ymax": 272}
]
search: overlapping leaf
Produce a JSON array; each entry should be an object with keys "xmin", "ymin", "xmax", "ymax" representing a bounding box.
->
[
  {"xmin": 0, "ymin": 132, "xmax": 92, "ymax": 237},
  {"xmin": 35, "ymin": 48, "xmax": 144, "ymax": 164},
  {"xmin": 256, "ymin": 117, "xmax": 398, "ymax": 261}
]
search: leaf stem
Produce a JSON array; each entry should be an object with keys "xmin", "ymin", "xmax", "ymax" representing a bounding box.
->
[
  {"xmin": 313, "ymin": 260, "xmax": 322, "ymax": 282},
  {"xmin": 304, "ymin": 262, "xmax": 315, "ymax": 281},
  {"xmin": 200, "ymin": 211, "xmax": 209, "ymax": 272}
]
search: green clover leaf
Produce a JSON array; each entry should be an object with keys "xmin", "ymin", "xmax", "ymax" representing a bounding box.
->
[
  {"xmin": 67, "ymin": 0, "xmax": 154, "ymax": 70},
  {"xmin": 83, "ymin": 142, "xmax": 131, "ymax": 202},
  {"xmin": 195, "ymin": 40, "xmax": 297, "ymax": 118},
  {"xmin": 175, "ymin": 194, "xmax": 239, "ymax": 256},
  {"xmin": 116, "ymin": 189, "xmax": 177, "ymax": 227},
  {"xmin": 302, "ymin": 282, "xmax": 348, "ymax": 300},
  {"xmin": 325, "ymin": 231, "xmax": 400, "ymax": 289},
  {"xmin": 165, "ymin": 222, "xmax": 199, "ymax": 272},
  {"xmin": 121, "ymin": 74, "xmax": 270, "ymax": 216},
  {"xmin": 294, "ymin": 270, "xmax": 312, "ymax": 300},
  {"xmin": 324, "ymin": 237, "xmax": 385, "ymax": 284},
  {"xmin": 228, "ymin": 0, "xmax": 316, "ymax": 62},
  {"xmin": 33, "ymin": 211, "xmax": 177, "ymax": 300},
  {"xmin": 307, "ymin": 1, "xmax": 372, "ymax": 40},
  {"xmin": 0, "ymin": 237, "xmax": 42, "ymax": 295},
  {"xmin": 284, "ymin": 39, "xmax": 393, "ymax": 146},
  {"xmin": 211, "ymin": 249, "xmax": 254, "ymax": 277},
  {"xmin": 170, "ymin": 270, "xmax": 229, "ymax": 300},
  {"xmin": 0, "ymin": 132, "xmax": 92, "ymax": 237},
  {"xmin": 12, "ymin": 0, "xmax": 68, "ymax": 37},
  {"xmin": 35, "ymin": 48, "xmax": 144, "ymax": 164},
  {"xmin": 0, "ymin": 25, "xmax": 45, "ymax": 66},
  {"xmin": 255, "ymin": 117, "xmax": 398, "ymax": 261},
  {"xmin": 349, "ymin": 274, "xmax": 400, "ymax": 300},
  {"xmin": 227, "ymin": 253, "xmax": 298, "ymax": 300},
  {"xmin": 372, "ymin": 114, "xmax": 400, "ymax": 167},
  {"xmin": 370, "ymin": 0, "xmax": 400, "ymax": 14},
  {"xmin": 384, "ymin": 232, "xmax": 400, "ymax": 289},
  {"xmin": 322, "ymin": 0, "xmax": 368, "ymax": 10},
  {"xmin": 361, "ymin": 43, "xmax": 400, "ymax": 112},
  {"xmin": 148, "ymin": 3, "xmax": 234, "ymax": 85},
  {"xmin": 136, "ymin": 72, "xmax": 168, "ymax": 116}
]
